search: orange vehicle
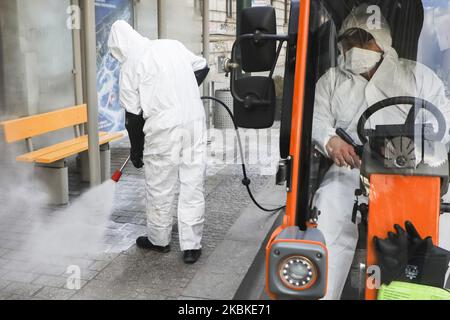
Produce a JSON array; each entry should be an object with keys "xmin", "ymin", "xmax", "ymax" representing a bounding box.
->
[{"xmin": 226, "ymin": 0, "xmax": 450, "ymax": 300}]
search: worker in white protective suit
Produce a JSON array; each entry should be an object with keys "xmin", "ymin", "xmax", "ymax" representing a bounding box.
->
[
  {"xmin": 312, "ymin": 4, "xmax": 450, "ymax": 299},
  {"xmin": 108, "ymin": 20, "xmax": 209, "ymax": 264}
]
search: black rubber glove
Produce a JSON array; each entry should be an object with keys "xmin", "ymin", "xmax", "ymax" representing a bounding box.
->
[
  {"xmin": 404, "ymin": 221, "xmax": 425, "ymax": 253},
  {"xmin": 374, "ymin": 224, "xmax": 410, "ymax": 285},
  {"xmin": 398, "ymin": 222, "xmax": 450, "ymax": 287},
  {"xmin": 375, "ymin": 221, "xmax": 450, "ymax": 287},
  {"xmin": 397, "ymin": 238, "xmax": 449, "ymax": 287},
  {"xmin": 194, "ymin": 66, "xmax": 210, "ymax": 86},
  {"xmin": 405, "ymin": 221, "xmax": 450, "ymax": 261},
  {"xmin": 125, "ymin": 111, "xmax": 145, "ymax": 169}
]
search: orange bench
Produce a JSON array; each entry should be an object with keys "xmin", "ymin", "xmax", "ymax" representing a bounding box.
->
[{"xmin": 1, "ymin": 104, "xmax": 124, "ymax": 204}]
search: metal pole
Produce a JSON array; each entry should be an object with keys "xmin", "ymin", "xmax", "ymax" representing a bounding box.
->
[
  {"xmin": 236, "ymin": 0, "xmax": 252, "ymax": 79},
  {"xmin": 202, "ymin": 0, "xmax": 211, "ymax": 128},
  {"xmin": 71, "ymin": 0, "xmax": 84, "ymax": 105},
  {"xmin": 82, "ymin": 0, "xmax": 101, "ymax": 186},
  {"xmin": 132, "ymin": 0, "xmax": 138, "ymax": 27},
  {"xmin": 157, "ymin": 0, "xmax": 162, "ymax": 39}
]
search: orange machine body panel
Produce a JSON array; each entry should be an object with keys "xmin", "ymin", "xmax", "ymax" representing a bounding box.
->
[
  {"xmin": 283, "ymin": 0, "xmax": 310, "ymax": 228},
  {"xmin": 265, "ymin": 0, "xmax": 311, "ymax": 299},
  {"xmin": 365, "ymin": 174, "xmax": 441, "ymax": 300}
]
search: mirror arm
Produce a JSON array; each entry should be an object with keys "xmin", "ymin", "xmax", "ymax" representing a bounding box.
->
[
  {"xmin": 238, "ymin": 33, "xmax": 289, "ymax": 42},
  {"xmin": 230, "ymin": 40, "xmax": 245, "ymax": 104},
  {"xmin": 262, "ymin": 41, "xmax": 285, "ymax": 100}
]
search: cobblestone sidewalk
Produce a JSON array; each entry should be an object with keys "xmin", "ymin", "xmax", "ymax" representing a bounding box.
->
[{"xmin": 0, "ymin": 127, "xmax": 280, "ymax": 300}]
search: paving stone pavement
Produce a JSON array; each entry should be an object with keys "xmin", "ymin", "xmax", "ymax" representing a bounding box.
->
[{"xmin": 0, "ymin": 126, "xmax": 280, "ymax": 300}]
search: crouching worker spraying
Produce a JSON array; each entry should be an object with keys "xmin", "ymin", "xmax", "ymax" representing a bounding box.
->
[{"xmin": 108, "ymin": 20, "xmax": 210, "ymax": 264}]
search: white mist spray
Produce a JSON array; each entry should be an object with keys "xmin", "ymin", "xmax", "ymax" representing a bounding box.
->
[
  {"xmin": 26, "ymin": 180, "xmax": 118, "ymax": 263},
  {"xmin": 0, "ymin": 152, "xmax": 120, "ymax": 269}
]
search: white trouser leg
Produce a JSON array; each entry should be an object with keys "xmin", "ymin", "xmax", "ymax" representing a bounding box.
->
[
  {"xmin": 144, "ymin": 126, "xmax": 182, "ymax": 247},
  {"xmin": 312, "ymin": 165, "xmax": 362, "ymax": 300},
  {"xmin": 439, "ymin": 191, "xmax": 450, "ymax": 251},
  {"xmin": 439, "ymin": 210, "xmax": 450, "ymax": 286},
  {"xmin": 178, "ymin": 120, "xmax": 207, "ymax": 251},
  {"xmin": 439, "ymin": 214, "xmax": 450, "ymax": 251}
]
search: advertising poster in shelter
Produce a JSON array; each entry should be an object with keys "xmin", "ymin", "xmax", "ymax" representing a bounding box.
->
[{"xmin": 95, "ymin": 0, "xmax": 134, "ymax": 132}]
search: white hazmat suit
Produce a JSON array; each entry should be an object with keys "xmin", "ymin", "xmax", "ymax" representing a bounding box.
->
[
  {"xmin": 108, "ymin": 21, "xmax": 207, "ymax": 251},
  {"xmin": 312, "ymin": 5, "xmax": 450, "ymax": 300}
]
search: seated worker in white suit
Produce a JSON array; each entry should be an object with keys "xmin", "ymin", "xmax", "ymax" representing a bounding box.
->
[{"xmin": 312, "ymin": 3, "xmax": 450, "ymax": 299}]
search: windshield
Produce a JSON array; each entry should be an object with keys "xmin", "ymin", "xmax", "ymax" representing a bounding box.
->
[
  {"xmin": 305, "ymin": 0, "xmax": 450, "ymax": 298},
  {"xmin": 307, "ymin": 0, "xmax": 450, "ymax": 187},
  {"xmin": 311, "ymin": 0, "xmax": 450, "ymax": 157}
]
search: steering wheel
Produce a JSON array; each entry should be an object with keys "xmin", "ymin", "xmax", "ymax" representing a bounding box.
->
[{"xmin": 357, "ymin": 96, "xmax": 447, "ymax": 145}]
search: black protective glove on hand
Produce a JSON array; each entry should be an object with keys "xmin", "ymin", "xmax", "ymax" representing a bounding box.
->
[
  {"xmin": 398, "ymin": 222, "xmax": 450, "ymax": 288},
  {"xmin": 374, "ymin": 224, "xmax": 410, "ymax": 285},
  {"xmin": 404, "ymin": 221, "xmax": 449, "ymax": 257},
  {"xmin": 194, "ymin": 66, "xmax": 210, "ymax": 86},
  {"xmin": 125, "ymin": 111, "xmax": 145, "ymax": 169},
  {"xmin": 375, "ymin": 221, "xmax": 450, "ymax": 287}
]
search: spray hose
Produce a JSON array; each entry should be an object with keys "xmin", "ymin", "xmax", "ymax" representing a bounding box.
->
[
  {"xmin": 112, "ymin": 98, "xmax": 286, "ymax": 214},
  {"xmin": 201, "ymin": 96, "xmax": 286, "ymax": 214}
]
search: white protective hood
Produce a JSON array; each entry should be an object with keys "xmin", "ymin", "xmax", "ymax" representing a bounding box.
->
[
  {"xmin": 108, "ymin": 20, "xmax": 149, "ymax": 64},
  {"xmin": 339, "ymin": 3, "xmax": 393, "ymax": 53}
]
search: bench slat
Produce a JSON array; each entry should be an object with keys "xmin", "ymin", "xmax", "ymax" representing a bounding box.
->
[
  {"xmin": 17, "ymin": 135, "xmax": 88, "ymax": 163},
  {"xmin": 16, "ymin": 132, "xmax": 109, "ymax": 163},
  {"xmin": 34, "ymin": 133, "xmax": 124, "ymax": 164},
  {"xmin": 16, "ymin": 132, "xmax": 124, "ymax": 164},
  {"xmin": 1, "ymin": 105, "xmax": 88, "ymax": 143}
]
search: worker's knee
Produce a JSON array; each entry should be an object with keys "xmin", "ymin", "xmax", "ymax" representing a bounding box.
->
[
  {"xmin": 147, "ymin": 207, "xmax": 173, "ymax": 227},
  {"xmin": 179, "ymin": 212, "xmax": 205, "ymax": 228},
  {"xmin": 316, "ymin": 201, "xmax": 359, "ymax": 247},
  {"xmin": 179, "ymin": 184, "xmax": 204, "ymax": 201}
]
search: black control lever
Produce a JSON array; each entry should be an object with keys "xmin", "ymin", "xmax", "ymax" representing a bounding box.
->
[
  {"xmin": 441, "ymin": 203, "xmax": 450, "ymax": 214},
  {"xmin": 336, "ymin": 128, "xmax": 364, "ymax": 158}
]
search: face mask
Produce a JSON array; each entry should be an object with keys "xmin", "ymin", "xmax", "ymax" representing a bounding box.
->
[{"xmin": 344, "ymin": 47, "xmax": 382, "ymax": 75}]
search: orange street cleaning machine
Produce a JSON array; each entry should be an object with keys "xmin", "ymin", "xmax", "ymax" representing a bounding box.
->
[{"xmin": 225, "ymin": 0, "xmax": 450, "ymax": 300}]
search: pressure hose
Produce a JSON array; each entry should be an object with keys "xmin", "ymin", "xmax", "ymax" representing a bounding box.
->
[
  {"xmin": 112, "ymin": 97, "xmax": 286, "ymax": 214},
  {"xmin": 201, "ymin": 96, "xmax": 286, "ymax": 214}
]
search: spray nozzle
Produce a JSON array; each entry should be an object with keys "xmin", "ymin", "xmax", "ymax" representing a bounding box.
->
[{"xmin": 111, "ymin": 156, "xmax": 131, "ymax": 183}]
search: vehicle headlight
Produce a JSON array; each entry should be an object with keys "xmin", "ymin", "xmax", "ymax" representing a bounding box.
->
[
  {"xmin": 279, "ymin": 255, "xmax": 318, "ymax": 290},
  {"xmin": 267, "ymin": 227, "xmax": 327, "ymax": 300}
]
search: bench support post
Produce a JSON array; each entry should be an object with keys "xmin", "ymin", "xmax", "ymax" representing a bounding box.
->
[
  {"xmin": 101, "ymin": 143, "xmax": 111, "ymax": 182},
  {"xmin": 34, "ymin": 160, "xmax": 69, "ymax": 205},
  {"xmin": 25, "ymin": 138, "xmax": 34, "ymax": 152},
  {"xmin": 79, "ymin": 143, "xmax": 111, "ymax": 183}
]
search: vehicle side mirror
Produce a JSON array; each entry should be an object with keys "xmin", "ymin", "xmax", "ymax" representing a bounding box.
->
[
  {"xmin": 234, "ymin": 76, "xmax": 276, "ymax": 129},
  {"xmin": 240, "ymin": 7, "xmax": 277, "ymax": 72}
]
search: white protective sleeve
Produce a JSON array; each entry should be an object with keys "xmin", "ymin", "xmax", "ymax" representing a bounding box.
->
[
  {"xmin": 312, "ymin": 72, "xmax": 339, "ymax": 157},
  {"xmin": 119, "ymin": 66, "xmax": 143, "ymax": 116},
  {"xmin": 179, "ymin": 42, "xmax": 207, "ymax": 72}
]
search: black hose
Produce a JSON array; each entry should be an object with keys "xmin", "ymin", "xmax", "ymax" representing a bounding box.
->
[{"xmin": 201, "ymin": 96, "xmax": 286, "ymax": 214}]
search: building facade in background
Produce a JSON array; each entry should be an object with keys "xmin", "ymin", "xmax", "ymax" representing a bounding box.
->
[
  {"xmin": 0, "ymin": 0, "xmax": 291, "ymax": 134},
  {"xmin": 208, "ymin": 0, "xmax": 290, "ymax": 90}
]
